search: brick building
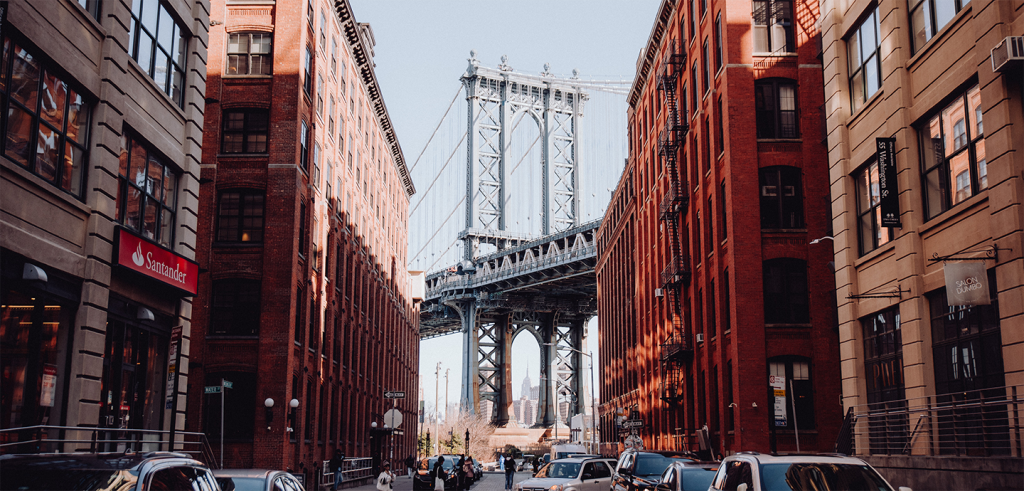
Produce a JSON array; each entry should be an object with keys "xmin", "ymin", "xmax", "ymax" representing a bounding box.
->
[
  {"xmin": 596, "ymin": 0, "xmax": 841, "ymax": 455},
  {"xmin": 820, "ymin": 0, "xmax": 1023, "ymax": 487},
  {"xmin": 186, "ymin": 0, "xmax": 419, "ymax": 478},
  {"xmin": 1, "ymin": 0, "xmax": 208, "ymax": 452}
]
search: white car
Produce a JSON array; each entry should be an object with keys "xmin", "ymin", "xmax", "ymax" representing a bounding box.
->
[
  {"xmin": 514, "ymin": 457, "xmax": 617, "ymax": 491},
  {"xmin": 708, "ymin": 452, "xmax": 911, "ymax": 491}
]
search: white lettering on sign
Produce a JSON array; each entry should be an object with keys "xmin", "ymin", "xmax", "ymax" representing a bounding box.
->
[
  {"xmin": 135, "ymin": 246, "xmax": 190, "ymax": 285},
  {"xmin": 956, "ymin": 275, "xmax": 984, "ymax": 295}
]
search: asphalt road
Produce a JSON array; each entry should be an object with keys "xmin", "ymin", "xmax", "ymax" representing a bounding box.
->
[{"xmin": 343, "ymin": 471, "xmax": 533, "ymax": 491}]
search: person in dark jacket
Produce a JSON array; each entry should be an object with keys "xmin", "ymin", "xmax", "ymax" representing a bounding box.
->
[
  {"xmin": 405, "ymin": 454, "xmax": 416, "ymax": 478},
  {"xmin": 504, "ymin": 454, "xmax": 516, "ymax": 490},
  {"xmin": 434, "ymin": 456, "xmax": 448, "ymax": 491},
  {"xmin": 330, "ymin": 449, "xmax": 345, "ymax": 491}
]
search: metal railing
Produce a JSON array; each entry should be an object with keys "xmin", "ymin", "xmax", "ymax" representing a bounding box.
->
[
  {"xmin": 0, "ymin": 425, "xmax": 218, "ymax": 467},
  {"xmin": 320, "ymin": 457, "xmax": 374, "ymax": 488},
  {"xmin": 425, "ymin": 245, "xmax": 598, "ymax": 300},
  {"xmin": 839, "ymin": 385, "xmax": 1023, "ymax": 458}
]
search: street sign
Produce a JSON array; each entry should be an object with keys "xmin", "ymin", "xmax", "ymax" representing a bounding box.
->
[
  {"xmin": 384, "ymin": 391, "xmax": 406, "ymax": 399},
  {"xmin": 392, "ymin": 429, "xmax": 404, "ymax": 436},
  {"xmin": 384, "ymin": 408, "xmax": 404, "ymax": 428},
  {"xmin": 622, "ymin": 419, "xmax": 644, "ymax": 429},
  {"xmin": 222, "ymin": 380, "xmax": 233, "ymax": 389},
  {"xmin": 205, "ymin": 386, "xmax": 221, "ymax": 394}
]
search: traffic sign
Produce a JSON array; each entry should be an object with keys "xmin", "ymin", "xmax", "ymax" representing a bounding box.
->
[
  {"xmin": 384, "ymin": 391, "xmax": 406, "ymax": 399},
  {"xmin": 205, "ymin": 386, "xmax": 221, "ymax": 394},
  {"xmin": 622, "ymin": 419, "xmax": 644, "ymax": 429},
  {"xmin": 384, "ymin": 408, "xmax": 404, "ymax": 428},
  {"xmin": 222, "ymin": 380, "xmax": 233, "ymax": 389}
]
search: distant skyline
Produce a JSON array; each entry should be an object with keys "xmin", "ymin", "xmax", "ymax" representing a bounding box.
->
[{"xmin": 350, "ymin": 0, "xmax": 660, "ymax": 415}]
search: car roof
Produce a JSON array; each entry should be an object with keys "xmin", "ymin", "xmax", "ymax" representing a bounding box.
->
[
  {"xmin": 729, "ymin": 453, "xmax": 869, "ymax": 465},
  {"xmin": 667, "ymin": 460, "xmax": 720, "ymax": 470},
  {"xmin": 0, "ymin": 452, "xmax": 202, "ymax": 471},
  {"xmin": 214, "ymin": 469, "xmax": 280, "ymax": 478}
]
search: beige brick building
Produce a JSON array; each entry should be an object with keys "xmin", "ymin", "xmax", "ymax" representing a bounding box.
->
[{"xmin": 821, "ymin": 0, "xmax": 1022, "ymax": 487}]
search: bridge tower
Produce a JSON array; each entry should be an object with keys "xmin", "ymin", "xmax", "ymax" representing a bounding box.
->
[{"xmin": 453, "ymin": 52, "xmax": 591, "ymax": 427}]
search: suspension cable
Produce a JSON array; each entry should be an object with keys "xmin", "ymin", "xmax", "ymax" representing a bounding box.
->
[
  {"xmin": 409, "ymin": 129, "xmax": 468, "ymax": 216},
  {"xmin": 410, "ymin": 195, "xmax": 466, "ymax": 264},
  {"xmin": 410, "ymin": 85, "xmax": 463, "ymax": 174}
]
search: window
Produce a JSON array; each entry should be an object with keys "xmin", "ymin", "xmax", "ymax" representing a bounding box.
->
[
  {"xmin": 689, "ymin": 1, "xmax": 697, "ymax": 43},
  {"xmin": 691, "ymin": 62, "xmax": 699, "ymax": 111},
  {"xmin": 855, "ymin": 160, "xmax": 894, "ymax": 255},
  {"xmin": 759, "ymin": 167, "xmax": 803, "ymax": 229},
  {"xmin": 862, "ymin": 307, "xmax": 907, "ymax": 453},
  {"xmin": 203, "ymin": 372, "xmax": 256, "ymax": 440},
  {"xmin": 294, "ymin": 286, "xmax": 304, "ymax": 344},
  {"xmin": 921, "ymin": 85, "xmax": 987, "ymax": 219},
  {"xmin": 328, "ymin": 97, "xmax": 335, "ymax": 134},
  {"xmin": 702, "ymin": 39, "xmax": 710, "ymax": 93},
  {"xmin": 720, "ymin": 180, "xmax": 727, "ymax": 238},
  {"xmin": 221, "ymin": 109, "xmax": 268, "ymax": 153},
  {"xmin": 708, "ymin": 278, "xmax": 716, "ymax": 335},
  {"xmin": 303, "ymin": 47, "xmax": 312, "ymax": 95},
  {"xmin": 722, "ymin": 268, "xmax": 730, "ymax": 330},
  {"xmin": 299, "ymin": 121, "xmax": 309, "ymax": 171},
  {"xmin": 319, "ymin": 11, "xmax": 327, "ymax": 52},
  {"xmin": 304, "ymin": 379, "xmax": 314, "ymax": 440},
  {"xmin": 715, "ymin": 13, "xmax": 723, "ymax": 71},
  {"xmin": 700, "ymin": 0, "xmax": 707, "ymax": 15},
  {"xmin": 911, "ymin": 0, "xmax": 971, "ymax": 53},
  {"xmin": 706, "ymin": 196, "xmax": 714, "ymax": 251},
  {"xmin": 307, "ymin": 0, "xmax": 314, "ymax": 27},
  {"xmin": 128, "ymin": 0, "xmax": 188, "ymax": 106},
  {"xmin": 762, "ymin": 258, "xmax": 809, "ymax": 324},
  {"xmin": 313, "ymin": 143, "xmax": 321, "ymax": 187},
  {"xmin": 226, "ymin": 33, "xmax": 271, "ymax": 76},
  {"xmin": 298, "ymin": 200, "xmax": 308, "ymax": 257},
  {"xmin": 115, "ymin": 133, "xmax": 178, "ymax": 247},
  {"xmin": 848, "ymin": 8, "xmax": 881, "ymax": 112},
  {"xmin": 1, "ymin": 38, "xmax": 90, "ymax": 198},
  {"xmin": 753, "ymin": 0, "xmax": 794, "ymax": 53},
  {"xmin": 755, "ymin": 79, "xmax": 798, "ymax": 139},
  {"xmin": 317, "ymin": 75, "xmax": 324, "ymax": 117},
  {"xmin": 693, "ymin": 213, "xmax": 702, "ymax": 259},
  {"xmin": 216, "ymin": 190, "xmax": 264, "ymax": 242},
  {"xmin": 331, "ymin": 38, "xmax": 338, "ymax": 74},
  {"xmin": 210, "ymin": 280, "xmax": 261, "ymax": 336},
  {"xmin": 769, "ymin": 359, "xmax": 814, "ymax": 429},
  {"xmin": 76, "ymin": 0, "xmax": 101, "ymax": 20}
]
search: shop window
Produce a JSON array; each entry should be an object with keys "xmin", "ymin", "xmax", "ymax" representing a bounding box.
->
[
  {"xmin": 753, "ymin": 0, "xmax": 794, "ymax": 53},
  {"xmin": 127, "ymin": 0, "xmax": 188, "ymax": 107},
  {"xmin": 99, "ymin": 317, "xmax": 167, "ymax": 434},
  {"xmin": 221, "ymin": 109, "xmax": 269, "ymax": 153},
  {"xmin": 862, "ymin": 307, "xmax": 907, "ymax": 453},
  {"xmin": 1, "ymin": 37, "xmax": 90, "ymax": 198},
  {"xmin": 769, "ymin": 358, "xmax": 815, "ymax": 429},
  {"xmin": 210, "ymin": 279, "xmax": 261, "ymax": 336},
  {"xmin": 759, "ymin": 167, "xmax": 803, "ymax": 229},
  {"xmin": 848, "ymin": 7, "xmax": 882, "ymax": 112},
  {"xmin": 226, "ymin": 33, "xmax": 272, "ymax": 76},
  {"xmin": 921, "ymin": 85, "xmax": 987, "ymax": 219},
  {"xmin": 115, "ymin": 132, "xmax": 179, "ymax": 248},
  {"xmin": 855, "ymin": 160, "xmax": 894, "ymax": 255},
  {"xmin": 762, "ymin": 258, "xmax": 809, "ymax": 324},
  {"xmin": 911, "ymin": 0, "xmax": 971, "ymax": 53},
  {"xmin": 202, "ymin": 371, "xmax": 256, "ymax": 441},
  {"xmin": 216, "ymin": 190, "xmax": 265, "ymax": 243},
  {"xmin": 755, "ymin": 79, "xmax": 798, "ymax": 139}
]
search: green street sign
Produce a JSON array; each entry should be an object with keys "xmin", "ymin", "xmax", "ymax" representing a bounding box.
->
[
  {"xmin": 222, "ymin": 380, "xmax": 233, "ymax": 389},
  {"xmin": 205, "ymin": 386, "xmax": 221, "ymax": 394}
]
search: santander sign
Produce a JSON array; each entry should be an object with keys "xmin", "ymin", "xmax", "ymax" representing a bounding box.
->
[{"xmin": 115, "ymin": 228, "xmax": 199, "ymax": 295}]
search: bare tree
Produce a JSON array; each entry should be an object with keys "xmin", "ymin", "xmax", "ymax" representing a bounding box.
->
[{"xmin": 433, "ymin": 408, "xmax": 496, "ymax": 459}]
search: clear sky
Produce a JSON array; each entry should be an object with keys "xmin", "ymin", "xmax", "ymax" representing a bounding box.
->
[{"xmin": 349, "ymin": 0, "xmax": 661, "ymax": 417}]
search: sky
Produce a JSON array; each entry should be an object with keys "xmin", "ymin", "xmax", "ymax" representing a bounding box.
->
[{"xmin": 349, "ymin": 0, "xmax": 661, "ymax": 417}]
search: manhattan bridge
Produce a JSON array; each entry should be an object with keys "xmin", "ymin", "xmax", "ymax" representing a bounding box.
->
[{"xmin": 409, "ymin": 51, "xmax": 629, "ymax": 427}]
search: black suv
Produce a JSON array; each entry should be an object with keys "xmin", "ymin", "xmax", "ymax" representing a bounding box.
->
[
  {"xmin": 0, "ymin": 451, "xmax": 220, "ymax": 491},
  {"xmin": 611, "ymin": 449, "xmax": 695, "ymax": 491}
]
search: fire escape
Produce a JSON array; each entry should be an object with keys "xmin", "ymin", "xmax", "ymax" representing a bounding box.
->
[{"xmin": 656, "ymin": 41, "xmax": 692, "ymax": 405}]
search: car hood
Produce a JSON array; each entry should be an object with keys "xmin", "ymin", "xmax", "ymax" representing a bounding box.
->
[{"xmin": 519, "ymin": 477, "xmax": 578, "ymax": 487}]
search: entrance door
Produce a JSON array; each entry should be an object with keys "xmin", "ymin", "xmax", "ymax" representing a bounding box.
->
[{"xmin": 99, "ymin": 319, "xmax": 167, "ymax": 449}]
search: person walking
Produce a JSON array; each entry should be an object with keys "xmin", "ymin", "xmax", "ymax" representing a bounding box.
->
[
  {"xmin": 454, "ymin": 456, "xmax": 465, "ymax": 491},
  {"xmin": 434, "ymin": 456, "xmax": 448, "ymax": 491},
  {"xmin": 330, "ymin": 449, "xmax": 345, "ymax": 491},
  {"xmin": 376, "ymin": 462, "xmax": 395, "ymax": 491},
  {"xmin": 462, "ymin": 455, "xmax": 474, "ymax": 489},
  {"xmin": 405, "ymin": 454, "xmax": 416, "ymax": 478},
  {"xmin": 504, "ymin": 454, "xmax": 517, "ymax": 491}
]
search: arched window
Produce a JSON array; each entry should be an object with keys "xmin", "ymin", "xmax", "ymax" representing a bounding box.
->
[
  {"xmin": 759, "ymin": 167, "xmax": 803, "ymax": 229},
  {"xmin": 762, "ymin": 258, "xmax": 809, "ymax": 324}
]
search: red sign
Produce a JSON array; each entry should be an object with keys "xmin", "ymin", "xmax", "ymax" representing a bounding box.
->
[{"xmin": 115, "ymin": 228, "xmax": 199, "ymax": 295}]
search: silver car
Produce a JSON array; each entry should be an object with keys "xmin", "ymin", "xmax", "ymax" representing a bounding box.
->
[
  {"xmin": 214, "ymin": 468, "xmax": 306, "ymax": 491},
  {"xmin": 514, "ymin": 457, "xmax": 617, "ymax": 491}
]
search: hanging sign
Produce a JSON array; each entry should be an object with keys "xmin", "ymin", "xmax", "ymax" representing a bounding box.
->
[
  {"xmin": 944, "ymin": 262, "xmax": 990, "ymax": 306},
  {"xmin": 770, "ymin": 375, "xmax": 787, "ymax": 427},
  {"xmin": 114, "ymin": 228, "xmax": 199, "ymax": 295},
  {"xmin": 876, "ymin": 138, "xmax": 901, "ymax": 227}
]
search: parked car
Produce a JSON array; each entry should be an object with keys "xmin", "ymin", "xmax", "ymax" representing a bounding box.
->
[
  {"xmin": 708, "ymin": 453, "xmax": 911, "ymax": 491},
  {"xmin": 550, "ymin": 444, "xmax": 588, "ymax": 461},
  {"xmin": 655, "ymin": 459, "xmax": 720, "ymax": 491},
  {"xmin": 611, "ymin": 449, "xmax": 695, "ymax": 491},
  {"xmin": 413, "ymin": 456, "xmax": 459, "ymax": 490},
  {"xmin": 215, "ymin": 469, "xmax": 305, "ymax": 491},
  {"xmin": 514, "ymin": 457, "xmax": 618, "ymax": 491},
  {"xmin": 0, "ymin": 451, "xmax": 219, "ymax": 491}
]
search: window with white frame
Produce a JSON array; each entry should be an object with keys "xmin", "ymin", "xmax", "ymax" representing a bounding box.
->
[
  {"xmin": 226, "ymin": 33, "xmax": 271, "ymax": 76},
  {"xmin": 753, "ymin": 0, "xmax": 794, "ymax": 53}
]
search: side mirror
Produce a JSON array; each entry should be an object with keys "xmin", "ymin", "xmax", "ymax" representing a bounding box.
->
[
  {"xmin": 736, "ymin": 484, "xmax": 748, "ymax": 491},
  {"xmin": 655, "ymin": 483, "xmax": 672, "ymax": 491}
]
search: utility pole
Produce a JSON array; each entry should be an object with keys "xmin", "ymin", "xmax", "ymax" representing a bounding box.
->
[
  {"xmin": 444, "ymin": 368, "xmax": 450, "ymax": 450},
  {"xmin": 434, "ymin": 362, "xmax": 441, "ymax": 456}
]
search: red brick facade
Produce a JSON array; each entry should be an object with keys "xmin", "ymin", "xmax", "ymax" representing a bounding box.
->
[
  {"xmin": 597, "ymin": 0, "xmax": 841, "ymax": 455},
  {"xmin": 186, "ymin": 0, "xmax": 419, "ymax": 477}
]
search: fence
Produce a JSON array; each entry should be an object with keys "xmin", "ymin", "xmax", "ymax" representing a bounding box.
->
[
  {"xmin": 0, "ymin": 425, "xmax": 218, "ymax": 467},
  {"xmin": 838, "ymin": 385, "xmax": 1023, "ymax": 458},
  {"xmin": 320, "ymin": 457, "xmax": 374, "ymax": 488}
]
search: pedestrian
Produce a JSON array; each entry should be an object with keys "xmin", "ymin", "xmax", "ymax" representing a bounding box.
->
[
  {"xmin": 330, "ymin": 449, "xmax": 346, "ymax": 491},
  {"xmin": 406, "ymin": 454, "xmax": 416, "ymax": 478},
  {"xmin": 504, "ymin": 454, "xmax": 516, "ymax": 491},
  {"xmin": 376, "ymin": 461, "xmax": 395, "ymax": 491},
  {"xmin": 434, "ymin": 455, "xmax": 448, "ymax": 491},
  {"xmin": 498, "ymin": 454, "xmax": 504, "ymax": 471},
  {"xmin": 462, "ymin": 455, "xmax": 474, "ymax": 489},
  {"xmin": 454, "ymin": 456, "xmax": 465, "ymax": 491},
  {"xmin": 531, "ymin": 457, "xmax": 539, "ymax": 474}
]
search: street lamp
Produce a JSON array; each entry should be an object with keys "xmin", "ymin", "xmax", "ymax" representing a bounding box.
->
[
  {"xmin": 809, "ymin": 236, "xmax": 834, "ymax": 245},
  {"xmin": 265, "ymin": 398, "xmax": 275, "ymax": 430},
  {"xmin": 544, "ymin": 343, "xmax": 598, "ymax": 454}
]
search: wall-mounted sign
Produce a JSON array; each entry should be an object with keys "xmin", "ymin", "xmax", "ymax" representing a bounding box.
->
[
  {"xmin": 165, "ymin": 326, "xmax": 182, "ymax": 409},
  {"xmin": 114, "ymin": 228, "xmax": 198, "ymax": 295},
  {"xmin": 944, "ymin": 262, "xmax": 990, "ymax": 306},
  {"xmin": 876, "ymin": 138, "xmax": 901, "ymax": 227},
  {"xmin": 770, "ymin": 375, "xmax": 787, "ymax": 427},
  {"xmin": 40, "ymin": 364, "xmax": 57, "ymax": 407}
]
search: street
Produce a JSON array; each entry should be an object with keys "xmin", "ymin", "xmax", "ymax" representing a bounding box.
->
[{"xmin": 343, "ymin": 471, "xmax": 534, "ymax": 491}]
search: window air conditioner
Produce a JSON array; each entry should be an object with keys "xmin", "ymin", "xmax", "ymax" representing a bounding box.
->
[
  {"xmin": 654, "ymin": 288, "xmax": 664, "ymax": 297},
  {"xmin": 992, "ymin": 36, "xmax": 1024, "ymax": 72},
  {"xmin": 696, "ymin": 333, "xmax": 704, "ymax": 343}
]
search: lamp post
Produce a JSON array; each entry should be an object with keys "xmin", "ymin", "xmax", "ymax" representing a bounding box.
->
[
  {"xmin": 544, "ymin": 343, "xmax": 598, "ymax": 454},
  {"xmin": 264, "ymin": 398, "xmax": 275, "ymax": 431},
  {"xmin": 434, "ymin": 362, "xmax": 441, "ymax": 456}
]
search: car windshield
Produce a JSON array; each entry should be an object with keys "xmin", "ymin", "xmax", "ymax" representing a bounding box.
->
[
  {"xmin": 635, "ymin": 454, "xmax": 676, "ymax": 478},
  {"xmin": 217, "ymin": 476, "xmax": 266, "ymax": 491},
  {"xmin": 760, "ymin": 463, "xmax": 894, "ymax": 491},
  {"xmin": 0, "ymin": 467, "xmax": 138, "ymax": 491},
  {"xmin": 681, "ymin": 468, "xmax": 718, "ymax": 491},
  {"xmin": 423, "ymin": 458, "xmax": 455, "ymax": 471},
  {"xmin": 536, "ymin": 462, "xmax": 581, "ymax": 479}
]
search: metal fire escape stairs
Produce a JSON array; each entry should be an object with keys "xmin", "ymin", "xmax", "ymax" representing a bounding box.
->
[{"xmin": 656, "ymin": 42, "xmax": 692, "ymax": 406}]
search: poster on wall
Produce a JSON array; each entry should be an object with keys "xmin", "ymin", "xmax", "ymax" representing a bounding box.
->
[
  {"xmin": 944, "ymin": 262, "xmax": 990, "ymax": 306},
  {"xmin": 770, "ymin": 375, "xmax": 787, "ymax": 427},
  {"xmin": 165, "ymin": 326, "xmax": 182, "ymax": 409},
  {"xmin": 876, "ymin": 137, "xmax": 901, "ymax": 227},
  {"xmin": 40, "ymin": 364, "xmax": 57, "ymax": 407}
]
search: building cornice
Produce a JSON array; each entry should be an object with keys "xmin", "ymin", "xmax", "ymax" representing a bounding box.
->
[
  {"xmin": 628, "ymin": 0, "xmax": 677, "ymax": 109},
  {"xmin": 333, "ymin": 0, "xmax": 416, "ymax": 198}
]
